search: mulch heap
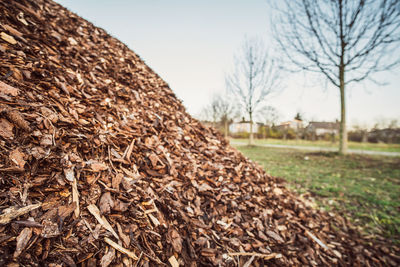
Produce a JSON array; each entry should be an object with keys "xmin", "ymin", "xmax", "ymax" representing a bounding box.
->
[{"xmin": 0, "ymin": 0, "xmax": 399, "ymax": 266}]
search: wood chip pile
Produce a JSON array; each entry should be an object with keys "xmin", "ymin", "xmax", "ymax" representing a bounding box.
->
[{"xmin": 0, "ymin": 0, "xmax": 399, "ymax": 266}]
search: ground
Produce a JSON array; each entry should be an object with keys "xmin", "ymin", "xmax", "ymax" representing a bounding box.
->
[
  {"xmin": 233, "ymin": 138, "xmax": 400, "ymax": 153},
  {"xmin": 233, "ymin": 143, "xmax": 400, "ymax": 243}
]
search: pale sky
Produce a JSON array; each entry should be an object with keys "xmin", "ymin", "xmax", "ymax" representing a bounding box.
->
[{"xmin": 55, "ymin": 0, "xmax": 400, "ymax": 128}]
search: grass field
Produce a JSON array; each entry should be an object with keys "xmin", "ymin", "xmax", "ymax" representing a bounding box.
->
[
  {"xmin": 233, "ymin": 144, "xmax": 400, "ymax": 242},
  {"xmin": 233, "ymin": 138, "xmax": 400, "ymax": 153}
]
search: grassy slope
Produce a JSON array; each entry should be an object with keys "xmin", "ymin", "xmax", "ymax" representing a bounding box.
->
[
  {"xmin": 233, "ymin": 145, "xmax": 400, "ymax": 242},
  {"xmin": 233, "ymin": 138, "xmax": 400, "ymax": 153}
]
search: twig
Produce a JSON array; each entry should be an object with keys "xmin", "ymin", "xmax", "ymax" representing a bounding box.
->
[{"xmin": 227, "ymin": 252, "xmax": 280, "ymax": 260}]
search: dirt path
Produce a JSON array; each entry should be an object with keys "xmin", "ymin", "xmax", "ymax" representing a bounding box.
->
[{"xmin": 230, "ymin": 141, "xmax": 400, "ymax": 157}]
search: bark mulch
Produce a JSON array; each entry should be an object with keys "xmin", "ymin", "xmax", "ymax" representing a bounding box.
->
[{"xmin": 0, "ymin": 0, "xmax": 398, "ymax": 266}]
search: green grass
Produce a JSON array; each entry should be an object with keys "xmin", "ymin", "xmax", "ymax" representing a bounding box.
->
[
  {"xmin": 233, "ymin": 138, "xmax": 400, "ymax": 153},
  {"xmin": 233, "ymin": 144, "xmax": 400, "ymax": 242}
]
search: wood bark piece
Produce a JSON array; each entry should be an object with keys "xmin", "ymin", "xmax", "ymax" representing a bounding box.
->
[
  {"xmin": 168, "ymin": 255, "xmax": 179, "ymax": 267},
  {"xmin": 13, "ymin": 227, "xmax": 33, "ymax": 258},
  {"xmin": 0, "ymin": 81, "xmax": 19, "ymax": 96},
  {"xmin": 104, "ymin": 237, "xmax": 138, "ymax": 260},
  {"xmin": 0, "ymin": 203, "xmax": 42, "ymax": 225},
  {"xmin": 1, "ymin": 32, "xmax": 17, "ymax": 44},
  {"xmin": 87, "ymin": 204, "xmax": 119, "ymax": 240}
]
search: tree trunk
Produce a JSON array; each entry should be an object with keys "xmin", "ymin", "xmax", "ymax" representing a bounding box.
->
[
  {"xmin": 224, "ymin": 119, "xmax": 228, "ymax": 139},
  {"xmin": 338, "ymin": 0, "xmax": 347, "ymax": 155},
  {"xmin": 249, "ymin": 113, "xmax": 254, "ymax": 146},
  {"xmin": 339, "ymin": 65, "xmax": 347, "ymax": 154}
]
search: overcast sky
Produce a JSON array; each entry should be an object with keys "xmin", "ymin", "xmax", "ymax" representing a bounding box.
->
[{"xmin": 55, "ymin": 0, "xmax": 399, "ymax": 128}]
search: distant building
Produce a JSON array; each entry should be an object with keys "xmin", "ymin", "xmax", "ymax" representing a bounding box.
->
[
  {"xmin": 229, "ymin": 121, "xmax": 260, "ymax": 134},
  {"xmin": 306, "ymin": 121, "xmax": 340, "ymax": 136},
  {"xmin": 275, "ymin": 119, "xmax": 304, "ymax": 131},
  {"xmin": 368, "ymin": 128, "xmax": 400, "ymax": 143}
]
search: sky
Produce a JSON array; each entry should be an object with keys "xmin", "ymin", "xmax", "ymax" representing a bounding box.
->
[{"xmin": 55, "ymin": 0, "xmax": 400, "ymax": 128}]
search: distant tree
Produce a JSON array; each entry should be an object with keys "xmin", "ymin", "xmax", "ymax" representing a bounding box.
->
[
  {"xmin": 273, "ymin": 0, "xmax": 400, "ymax": 154},
  {"xmin": 200, "ymin": 93, "xmax": 236, "ymax": 138},
  {"xmin": 199, "ymin": 95, "xmax": 220, "ymax": 125},
  {"xmin": 259, "ymin": 106, "xmax": 280, "ymax": 127},
  {"xmin": 294, "ymin": 112, "xmax": 303, "ymax": 121},
  {"xmin": 214, "ymin": 94, "xmax": 237, "ymax": 138},
  {"xmin": 226, "ymin": 37, "xmax": 282, "ymax": 145},
  {"xmin": 388, "ymin": 119, "xmax": 398, "ymax": 129}
]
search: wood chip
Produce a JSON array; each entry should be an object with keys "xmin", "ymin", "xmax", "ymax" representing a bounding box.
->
[
  {"xmin": 0, "ymin": 203, "xmax": 42, "ymax": 225},
  {"xmin": 0, "ymin": 0, "xmax": 397, "ymax": 265},
  {"xmin": 0, "ymin": 81, "xmax": 19, "ymax": 96},
  {"xmin": 9, "ymin": 148, "xmax": 26, "ymax": 168},
  {"xmin": 1, "ymin": 31, "xmax": 17, "ymax": 44},
  {"xmin": 87, "ymin": 204, "xmax": 119, "ymax": 240},
  {"xmin": 72, "ymin": 178, "xmax": 80, "ymax": 217},
  {"xmin": 104, "ymin": 237, "xmax": 138, "ymax": 260},
  {"xmin": 168, "ymin": 255, "xmax": 179, "ymax": 267},
  {"xmin": 13, "ymin": 227, "xmax": 32, "ymax": 258},
  {"xmin": 0, "ymin": 118, "xmax": 14, "ymax": 139}
]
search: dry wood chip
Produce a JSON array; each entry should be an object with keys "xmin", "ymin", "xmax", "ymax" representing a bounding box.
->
[
  {"xmin": 227, "ymin": 252, "xmax": 281, "ymax": 260},
  {"xmin": 87, "ymin": 160, "xmax": 108, "ymax": 172},
  {"xmin": 41, "ymin": 219, "xmax": 60, "ymax": 238},
  {"xmin": 100, "ymin": 247, "xmax": 115, "ymax": 267},
  {"xmin": 64, "ymin": 167, "xmax": 75, "ymax": 182},
  {"xmin": 13, "ymin": 227, "xmax": 32, "ymax": 258},
  {"xmin": 112, "ymin": 173, "xmax": 123, "ymax": 190},
  {"xmin": 0, "ymin": 203, "xmax": 42, "ymax": 225},
  {"xmin": 266, "ymin": 230, "xmax": 284, "ymax": 243},
  {"xmin": 116, "ymin": 223, "xmax": 130, "ymax": 247},
  {"xmin": 4, "ymin": 109, "xmax": 30, "ymax": 131},
  {"xmin": 1, "ymin": 31, "xmax": 17, "ymax": 44},
  {"xmin": 58, "ymin": 202, "xmax": 77, "ymax": 219},
  {"xmin": 72, "ymin": 178, "xmax": 80, "ymax": 217},
  {"xmin": 0, "ymin": 1, "xmax": 397, "ymax": 266},
  {"xmin": 104, "ymin": 237, "xmax": 138, "ymax": 260},
  {"xmin": 0, "ymin": 118, "xmax": 14, "ymax": 139},
  {"xmin": 9, "ymin": 148, "xmax": 26, "ymax": 168},
  {"xmin": 2, "ymin": 24, "xmax": 23, "ymax": 38},
  {"xmin": 168, "ymin": 255, "xmax": 179, "ymax": 267},
  {"xmin": 168, "ymin": 228, "xmax": 182, "ymax": 253},
  {"xmin": 0, "ymin": 80, "xmax": 19, "ymax": 96},
  {"xmin": 87, "ymin": 204, "xmax": 119, "ymax": 240},
  {"xmin": 99, "ymin": 192, "xmax": 114, "ymax": 214}
]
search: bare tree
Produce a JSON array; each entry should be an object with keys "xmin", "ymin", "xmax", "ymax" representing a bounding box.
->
[
  {"xmin": 199, "ymin": 93, "xmax": 237, "ymax": 138},
  {"xmin": 215, "ymin": 94, "xmax": 237, "ymax": 139},
  {"xmin": 273, "ymin": 0, "xmax": 400, "ymax": 154},
  {"xmin": 226, "ymin": 37, "xmax": 281, "ymax": 145},
  {"xmin": 201, "ymin": 95, "xmax": 220, "ymax": 126}
]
